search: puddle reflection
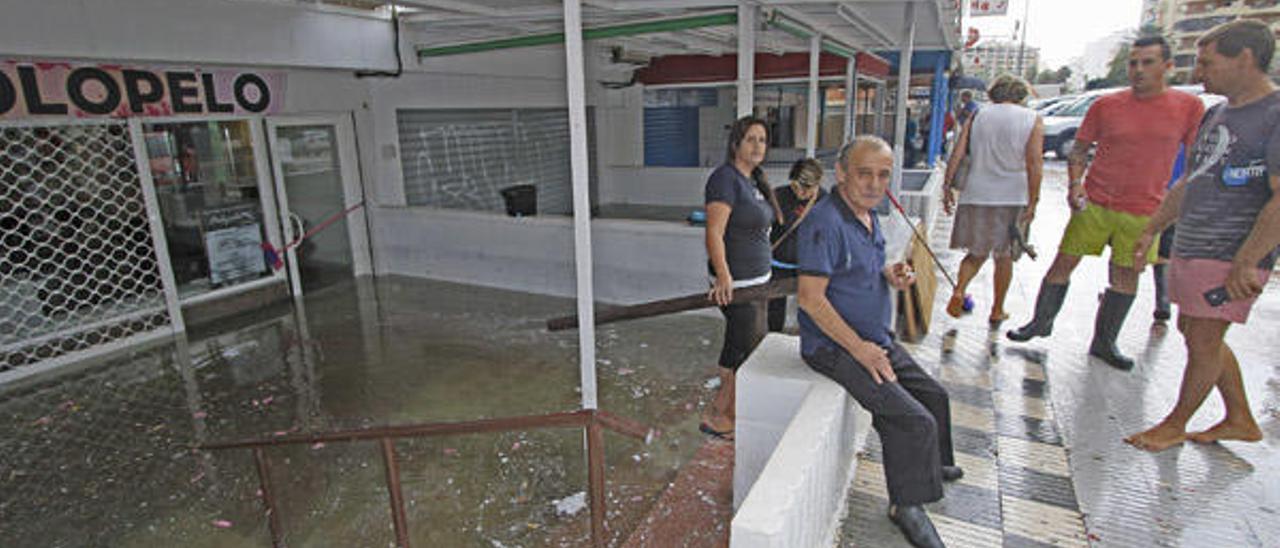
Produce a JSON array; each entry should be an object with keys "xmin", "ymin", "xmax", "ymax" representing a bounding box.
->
[{"xmin": 1, "ymin": 276, "xmax": 721, "ymax": 546}]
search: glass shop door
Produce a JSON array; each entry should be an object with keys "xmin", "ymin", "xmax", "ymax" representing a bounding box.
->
[{"xmin": 265, "ymin": 115, "xmax": 370, "ymax": 296}]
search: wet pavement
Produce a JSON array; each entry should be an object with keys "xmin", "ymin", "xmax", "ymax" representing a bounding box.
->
[
  {"xmin": 0, "ymin": 276, "xmax": 727, "ymax": 547},
  {"xmin": 4, "ymin": 160, "xmax": 1277, "ymax": 547},
  {"xmin": 839, "ymin": 159, "xmax": 1280, "ymax": 547}
]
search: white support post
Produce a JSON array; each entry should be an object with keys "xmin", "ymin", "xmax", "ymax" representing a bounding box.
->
[
  {"xmin": 892, "ymin": 2, "xmax": 916, "ymax": 196},
  {"xmin": 562, "ymin": 0, "xmax": 598, "ymax": 410},
  {"xmin": 844, "ymin": 56, "xmax": 857, "ymax": 141},
  {"xmin": 737, "ymin": 2, "xmax": 756, "ymax": 117},
  {"xmin": 805, "ymin": 34, "xmax": 821, "ymax": 157},
  {"xmin": 128, "ymin": 118, "xmax": 186, "ymax": 334}
]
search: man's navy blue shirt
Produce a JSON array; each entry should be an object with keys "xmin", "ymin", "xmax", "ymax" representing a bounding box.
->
[{"xmin": 796, "ymin": 192, "xmax": 893, "ymax": 356}]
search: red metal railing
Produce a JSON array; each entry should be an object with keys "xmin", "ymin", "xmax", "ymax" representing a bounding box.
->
[{"xmin": 200, "ymin": 409, "xmax": 654, "ymax": 548}]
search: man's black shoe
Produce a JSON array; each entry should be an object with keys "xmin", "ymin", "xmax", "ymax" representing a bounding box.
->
[
  {"xmin": 889, "ymin": 504, "xmax": 945, "ymax": 548},
  {"xmin": 941, "ymin": 466, "xmax": 964, "ymax": 482}
]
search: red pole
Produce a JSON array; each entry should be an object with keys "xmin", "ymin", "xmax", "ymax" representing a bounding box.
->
[
  {"xmin": 380, "ymin": 438, "xmax": 411, "ymax": 548},
  {"xmin": 252, "ymin": 447, "xmax": 284, "ymax": 548},
  {"xmin": 883, "ymin": 189, "xmax": 958, "ymax": 290},
  {"xmin": 586, "ymin": 419, "xmax": 607, "ymax": 548}
]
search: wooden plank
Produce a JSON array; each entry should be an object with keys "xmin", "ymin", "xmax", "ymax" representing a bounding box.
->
[
  {"xmin": 910, "ymin": 220, "xmax": 938, "ymax": 337},
  {"xmin": 546, "ymin": 277, "xmax": 797, "ymax": 331}
]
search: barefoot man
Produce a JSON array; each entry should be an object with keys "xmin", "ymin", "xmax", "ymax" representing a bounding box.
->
[{"xmin": 1126, "ymin": 20, "xmax": 1280, "ymax": 451}]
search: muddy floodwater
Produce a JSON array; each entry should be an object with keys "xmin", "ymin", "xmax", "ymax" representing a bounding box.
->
[{"xmin": 0, "ymin": 276, "xmax": 726, "ymax": 547}]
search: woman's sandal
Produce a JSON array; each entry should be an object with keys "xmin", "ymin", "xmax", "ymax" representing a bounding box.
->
[
  {"xmin": 699, "ymin": 422, "xmax": 735, "ymax": 441},
  {"xmin": 988, "ymin": 311, "xmax": 1010, "ymax": 326}
]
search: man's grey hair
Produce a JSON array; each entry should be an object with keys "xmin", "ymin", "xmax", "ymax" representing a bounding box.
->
[{"xmin": 837, "ymin": 135, "xmax": 893, "ymax": 170}]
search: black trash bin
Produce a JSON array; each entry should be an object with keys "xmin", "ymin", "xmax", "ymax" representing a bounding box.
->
[{"xmin": 499, "ymin": 184, "xmax": 537, "ymax": 217}]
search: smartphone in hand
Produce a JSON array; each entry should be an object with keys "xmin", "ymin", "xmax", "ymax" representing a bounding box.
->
[{"xmin": 1203, "ymin": 286, "xmax": 1230, "ymax": 307}]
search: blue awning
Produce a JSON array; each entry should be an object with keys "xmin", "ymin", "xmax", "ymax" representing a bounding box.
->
[{"xmin": 876, "ymin": 49, "xmax": 952, "ymax": 74}]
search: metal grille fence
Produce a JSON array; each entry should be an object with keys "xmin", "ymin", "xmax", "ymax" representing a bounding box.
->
[{"xmin": 0, "ymin": 122, "xmax": 171, "ymax": 372}]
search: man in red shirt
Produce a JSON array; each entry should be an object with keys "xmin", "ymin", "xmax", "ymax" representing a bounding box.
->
[{"xmin": 1008, "ymin": 36, "xmax": 1204, "ymax": 370}]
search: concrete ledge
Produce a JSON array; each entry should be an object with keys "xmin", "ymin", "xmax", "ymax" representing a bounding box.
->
[{"xmin": 731, "ymin": 334, "xmax": 871, "ymax": 548}]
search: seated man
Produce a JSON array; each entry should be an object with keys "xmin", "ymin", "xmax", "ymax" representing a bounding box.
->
[{"xmin": 796, "ymin": 136, "xmax": 962, "ymax": 548}]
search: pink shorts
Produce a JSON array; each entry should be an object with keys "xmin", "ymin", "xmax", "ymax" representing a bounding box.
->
[{"xmin": 1168, "ymin": 257, "xmax": 1271, "ymax": 323}]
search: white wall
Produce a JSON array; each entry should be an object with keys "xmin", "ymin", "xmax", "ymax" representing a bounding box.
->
[
  {"xmin": 0, "ymin": 0, "xmax": 398, "ymax": 71},
  {"xmin": 374, "ymin": 207, "xmax": 706, "ymax": 304},
  {"xmin": 363, "ymin": 63, "xmax": 576, "ymax": 207},
  {"xmin": 601, "ymin": 166, "xmax": 795, "ymax": 207},
  {"xmin": 0, "ymin": 0, "xmax": 721, "ymax": 300}
]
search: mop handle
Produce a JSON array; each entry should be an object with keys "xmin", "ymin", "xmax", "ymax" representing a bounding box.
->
[
  {"xmin": 284, "ymin": 201, "xmax": 365, "ymax": 253},
  {"xmin": 883, "ymin": 190, "xmax": 958, "ymax": 290}
]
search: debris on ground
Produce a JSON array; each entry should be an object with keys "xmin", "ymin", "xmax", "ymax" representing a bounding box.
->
[{"xmin": 552, "ymin": 492, "xmax": 587, "ymax": 516}]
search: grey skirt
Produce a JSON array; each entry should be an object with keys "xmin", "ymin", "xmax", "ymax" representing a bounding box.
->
[{"xmin": 949, "ymin": 204, "xmax": 1023, "ymax": 257}]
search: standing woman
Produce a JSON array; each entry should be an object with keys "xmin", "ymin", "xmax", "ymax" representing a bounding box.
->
[
  {"xmin": 702, "ymin": 116, "xmax": 781, "ymax": 439},
  {"xmin": 943, "ymin": 75, "xmax": 1045, "ymax": 325},
  {"xmin": 768, "ymin": 158, "xmax": 826, "ymax": 332}
]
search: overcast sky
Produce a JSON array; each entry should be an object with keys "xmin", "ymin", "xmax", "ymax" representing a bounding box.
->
[{"xmin": 967, "ymin": 0, "xmax": 1144, "ymax": 69}]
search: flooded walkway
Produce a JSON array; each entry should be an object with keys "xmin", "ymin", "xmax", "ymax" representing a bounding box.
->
[
  {"xmin": 839, "ymin": 160, "xmax": 1280, "ymax": 547},
  {"xmin": 1, "ymin": 277, "xmax": 727, "ymax": 547},
  {"xmin": 5, "ymin": 161, "xmax": 1277, "ymax": 547}
]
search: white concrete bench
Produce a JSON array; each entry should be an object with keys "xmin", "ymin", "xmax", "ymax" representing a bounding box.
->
[{"xmin": 730, "ymin": 334, "xmax": 872, "ymax": 548}]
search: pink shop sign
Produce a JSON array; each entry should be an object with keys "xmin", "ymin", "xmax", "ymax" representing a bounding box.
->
[{"xmin": 0, "ymin": 60, "xmax": 286, "ymax": 119}]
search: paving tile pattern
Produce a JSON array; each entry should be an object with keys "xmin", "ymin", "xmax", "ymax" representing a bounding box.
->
[{"xmin": 838, "ymin": 163, "xmax": 1280, "ymax": 547}]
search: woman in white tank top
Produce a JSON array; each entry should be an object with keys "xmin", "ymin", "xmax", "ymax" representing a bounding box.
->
[{"xmin": 943, "ymin": 75, "xmax": 1045, "ymax": 324}]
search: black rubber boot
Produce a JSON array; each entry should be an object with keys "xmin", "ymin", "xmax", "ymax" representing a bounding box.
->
[
  {"xmin": 1153, "ymin": 264, "xmax": 1171, "ymax": 321},
  {"xmin": 1090, "ymin": 289, "xmax": 1136, "ymax": 371},
  {"xmin": 1007, "ymin": 283, "xmax": 1069, "ymax": 342}
]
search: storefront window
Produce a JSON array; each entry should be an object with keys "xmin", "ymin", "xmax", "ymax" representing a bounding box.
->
[{"xmin": 143, "ymin": 120, "xmax": 273, "ymax": 298}]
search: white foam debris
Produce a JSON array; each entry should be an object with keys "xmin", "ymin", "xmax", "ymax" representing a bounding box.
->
[
  {"xmin": 704, "ymin": 377, "xmax": 721, "ymax": 390},
  {"xmin": 552, "ymin": 491, "xmax": 587, "ymax": 516}
]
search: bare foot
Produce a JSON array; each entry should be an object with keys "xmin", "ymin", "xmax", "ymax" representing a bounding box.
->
[
  {"xmin": 1124, "ymin": 422, "xmax": 1187, "ymax": 452},
  {"xmin": 1187, "ymin": 419, "xmax": 1263, "ymax": 444}
]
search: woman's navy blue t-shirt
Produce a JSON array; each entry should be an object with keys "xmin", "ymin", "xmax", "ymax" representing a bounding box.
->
[{"xmin": 705, "ymin": 164, "xmax": 774, "ymax": 280}]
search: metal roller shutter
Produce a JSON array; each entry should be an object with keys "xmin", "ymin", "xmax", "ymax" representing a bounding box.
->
[{"xmin": 396, "ymin": 108, "xmax": 597, "ymax": 215}]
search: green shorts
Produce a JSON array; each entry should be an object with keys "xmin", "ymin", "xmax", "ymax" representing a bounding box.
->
[{"xmin": 1059, "ymin": 203, "xmax": 1158, "ymax": 268}]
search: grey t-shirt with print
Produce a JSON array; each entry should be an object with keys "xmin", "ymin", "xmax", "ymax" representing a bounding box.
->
[{"xmin": 1173, "ymin": 91, "xmax": 1280, "ymax": 270}]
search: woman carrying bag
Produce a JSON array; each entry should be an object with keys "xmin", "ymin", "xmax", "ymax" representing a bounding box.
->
[{"xmin": 943, "ymin": 75, "xmax": 1045, "ymax": 325}]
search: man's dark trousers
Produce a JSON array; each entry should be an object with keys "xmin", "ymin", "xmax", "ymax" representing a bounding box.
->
[{"xmin": 803, "ymin": 342, "xmax": 954, "ymax": 505}]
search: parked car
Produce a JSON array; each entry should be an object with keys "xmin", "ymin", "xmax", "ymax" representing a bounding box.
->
[
  {"xmin": 1039, "ymin": 95, "xmax": 1078, "ymax": 116},
  {"xmin": 1042, "ymin": 85, "xmax": 1225, "ymax": 161},
  {"xmin": 1029, "ymin": 95, "xmax": 1075, "ymax": 114},
  {"xmin": 1173, "ymin": 84, "xmax": 1227, "ymax": 111},
  {"xmin": 1041, "ymin": 88, "xmax": 1122, "ymax": 159}
]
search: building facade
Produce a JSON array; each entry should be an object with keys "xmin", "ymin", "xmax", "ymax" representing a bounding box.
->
[
  {"xmin": 1158, "ymin": 0, "xmax": 1280, "ymax": 83},
  {"xmin": 962, "ymin": 40, "xmax": 1041, "ymax": 83}
]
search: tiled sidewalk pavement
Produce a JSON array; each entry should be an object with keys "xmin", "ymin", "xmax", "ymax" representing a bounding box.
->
[
  {"xmin": 840, "ymin": 323, "xmax": 1088, "ymax": 548},
  {"xmin": 840, "ymin": 162, "xmax": 1279, "ymax": 547}
]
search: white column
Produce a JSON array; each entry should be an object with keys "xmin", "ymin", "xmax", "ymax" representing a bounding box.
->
[
  {"xmin": 844, "ymin": 56, "xmax": 857, "ymax": 141},
  {"xmin": 892, "ymin": 2, "xmax": 916, "ymax": 195},
  {"xmin": 737, "ymin": 2, "xmax": 756, "ymax": 117},
  {"xmin": 562, "ymin": 0, "xmax": 598, "ymax": 410},
  {"xmin": 805, "ymin": 34, "xmax": 821, "ymax": 157}
]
